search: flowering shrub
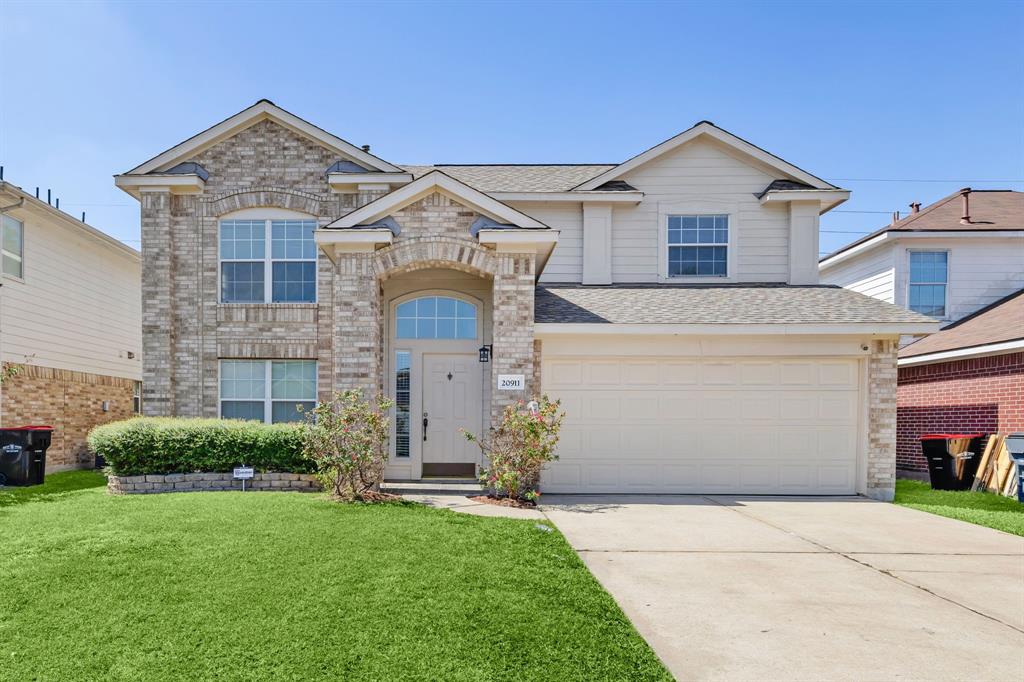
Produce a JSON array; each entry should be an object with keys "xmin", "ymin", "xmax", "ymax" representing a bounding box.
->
[
  {"xmin": 462, "ymin": 396, "xmax": 565, "ymax": 502},
  {"xmin": 302, "ymin": 389, "xmax": 393, "ymax": 501}
]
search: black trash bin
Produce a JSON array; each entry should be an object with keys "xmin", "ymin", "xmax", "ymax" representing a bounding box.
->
[
  {"xmin": 920, "ymin": 433, "xmax": 985, "ymax": 491},
  {"xmin": 0, "ymin": 426, "xmax": 54, "ymax": 486},
  {"xmin": 1003, "ymin": 433, "xmax": 1024, "ymax": 503}
]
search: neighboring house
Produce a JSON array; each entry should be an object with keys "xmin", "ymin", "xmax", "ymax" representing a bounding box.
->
[
  {"xmin": 114, "ymin": 100, "xmax": 934, "ymax": 500},
  {"xmin": 819, "ymin": 189, "xmax": 1024, "ymax": 323},
  {"xmin": 0, "ymin": 181, "xmax": 142, "ymax": 471},
  {"xmin": 896, "ymin": 290, "xmax": 1024, "ymax": 472},
  {"xmin": 820, "ymin": 190, "xmax": 1024, "ymax": 472}
]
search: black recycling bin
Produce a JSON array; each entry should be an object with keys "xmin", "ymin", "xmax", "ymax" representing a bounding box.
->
[
  {"xmin": 0, "ymin": 426, "xmax": 54, "ymax": 486},
  {"xmin": 920, "ymin": 433, "xmax": 985, "ymax": 491},
  {"xmin": 1003, "ymin": 433, "xmax": 1024, "ymax": 503}
]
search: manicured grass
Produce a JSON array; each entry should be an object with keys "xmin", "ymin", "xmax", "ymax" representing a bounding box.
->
[
  {"xmin": 895, "ymin": 479, "xmax": 1024, "ymax": 536},
  {"xmin": 0, "ymin": 468, "xmax": 107, "ymax": 507},
  {"xmin": 0, "ymin": 472, "xmax": 669, "ymax": 681}
]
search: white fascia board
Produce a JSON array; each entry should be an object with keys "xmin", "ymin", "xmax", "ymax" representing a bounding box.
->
[
  {"xmin": 327, "ymin": 172, "xmax": 413, "ymax": 191},
  {"xmin": 534, "ymin": 322, "xmax": 939, "ymax": 337},
  {"xmin": 114, "ymin": 173, "xmax": 206, "ymax": 199},
  {"xmin": 476, "ymin": 229, "xmax": 559, "ymax": 245},
  {"xmin": 819, "ymin": 232, "xmax": 892, "ymax": 270},
  {"xmin": 490, "ymin": 191, "xmax": 643, "ymax": 204},
  {"xmin": 759, "ymin": 189, "xmax": 851, "ymax": 214},
  {"xmin": 0, "ymin": 182, "xmax": 140, "ymax": 260},
  {"xmin": 574, "ymin": 123, "xmax": 837, "ymax": 191},
  {"xmin": 819, "ymin": 230, "xmax": 1024, "ymax": 270},
  {"xmin": 898, "ymin": 339, "xmax": 1024, "ymax": 367},
  {"xmin": 125, "ymin": 100, "xmax": 402, "ymax": 175},
  {"xmin": 329, "ymin": 171, "xmax": 547, "ymax": 229}
]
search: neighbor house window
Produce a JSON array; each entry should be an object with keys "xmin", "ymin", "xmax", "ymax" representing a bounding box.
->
[
  {"xmin": 667, "ymin": 215, "xmax": 728, "ymax": 277},
  {"xmin": 219, "ymin": 360, "xmax": 316, "ymax": 423},
  {"xmin": 133, "ymin": 382, "xmax": 142, "ymax": 415},
  {"xmin": 394, "ymin": 351, "xmax": 411, "ymax": 458},
  {"xmin": 2, "ymin": 215, "xmax": 24, "ymax": 278},
  {"xmin": 909, "ymin": 251, "xmax": 948, "ymax": 317},
  {"xmin": 220, "ymin": 219, "xmax": 317, "ymax": 303},
  {"xmin": 395, "ymin": 296, "xmax": 477, "ymax": 339}
]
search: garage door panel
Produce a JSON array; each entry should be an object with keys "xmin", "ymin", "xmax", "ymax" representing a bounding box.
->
[{"xmin": 543, "ymin": 354, "xmax": 861, "ymax": 495}]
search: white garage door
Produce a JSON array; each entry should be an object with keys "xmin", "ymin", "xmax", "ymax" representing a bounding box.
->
[{"xmin": 541, "ymin": 356, "xmax": 862, "ymax": 495}]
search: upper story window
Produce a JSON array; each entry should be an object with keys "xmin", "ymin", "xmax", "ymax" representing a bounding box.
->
[
  {"xmin": 219, "ymin": 219, "xmax": 317, "ymax": 303},
  {"xmin": 668, "ymin": 215, "xmax": 728, "ymax": 277},
  {"xmin": 909, "ymin": 251, "xmax": 948, "ymax": 318},
  {"xmin": 2, "ymin": 215, "xmax": 24, "ymax": 278},
  {"xmin": 396, "ymin": 296, "xmax": 477, "ymax": 339}
]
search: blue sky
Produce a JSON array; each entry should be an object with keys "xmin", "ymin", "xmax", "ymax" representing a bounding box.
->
[{"xmin": 1, "ymin": 0, "xmax": 1021, "ymax": 256}]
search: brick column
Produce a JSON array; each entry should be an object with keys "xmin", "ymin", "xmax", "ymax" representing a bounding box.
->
[
  {"xmin": 866, "ymin": 339, "xmax": 898, "ymax": 501},
  {"xmin": 491, "ymin": 252, "xmax": 536, "ymax": 426},
  {"xmin": 333, "ymin": 252, "xmax": 382, "ymax": 399},
  {"xmin": 140, "ymin": 189, "xmax": 174, "ymax": 416}
]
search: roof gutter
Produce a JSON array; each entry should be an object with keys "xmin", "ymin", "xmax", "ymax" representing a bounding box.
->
[
  {"xmin": 535, "ymin": 322, "xmax": 939, "ymax": 337},
  {"xmin": 898, "ymin": 338, "xmax": 1024, "ymax": 367}
]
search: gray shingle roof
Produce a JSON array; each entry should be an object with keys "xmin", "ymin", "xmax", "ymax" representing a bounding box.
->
[
  {"xmin": 400, "ymin": 165, "xmax": 614, "ymax": 192},
  {"xmin": 534, "ymin": 284, "xmax": 936, "ymax": 325}
]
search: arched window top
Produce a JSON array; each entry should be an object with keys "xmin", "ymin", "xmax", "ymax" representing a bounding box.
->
[{"xmin": 396, "ymin": 296, "xmax": 477, "ymax": 339}]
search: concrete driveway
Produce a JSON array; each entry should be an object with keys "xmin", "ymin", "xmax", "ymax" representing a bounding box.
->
[{"xmin": 541, "ymin": 495, "xmax": 1024, "ymax": 682}]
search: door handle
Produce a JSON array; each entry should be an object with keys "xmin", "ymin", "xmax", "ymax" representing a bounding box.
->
[{"xmin": 422, "ymin": 412, "xmax": 429, "ymax": 441}]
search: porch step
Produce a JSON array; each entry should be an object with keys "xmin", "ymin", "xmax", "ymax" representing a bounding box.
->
[{"xmin": 381, "ymin": 479, "xmax": 484, "ymax": 496}]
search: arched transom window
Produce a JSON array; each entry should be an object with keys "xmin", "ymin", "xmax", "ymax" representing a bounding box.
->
[{"xmin": 396, "ymin": 296, "xmax": 477, "ymax": 339}]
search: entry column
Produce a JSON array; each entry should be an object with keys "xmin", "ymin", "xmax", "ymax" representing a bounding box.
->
[
  {"xmin": 333, "ymin": 252, "xmax": 383, "ymax": 400},
  {"xmin": 491, "ymin": 252, "xmax": 536, "ymax": 426}
]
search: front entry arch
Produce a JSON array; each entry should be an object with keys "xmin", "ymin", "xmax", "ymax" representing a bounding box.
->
[{"xmin": 385, "ymin": 283, "xmax": 490, "ymax": 480}]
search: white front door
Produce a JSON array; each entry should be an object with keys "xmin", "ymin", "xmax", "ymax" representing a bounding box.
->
[{"xmin": 422, "ymin": 353, "xmax": 482, "ymax": 475}]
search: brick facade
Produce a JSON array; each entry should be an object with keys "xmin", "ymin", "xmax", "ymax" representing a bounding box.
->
[
  {"xmin": 1, "ymin": 364, "xmax": 135, "ymax": 471},
  {"xmin": 866, "ymin": 340, "xmax": 899, "ymax": 501},
  {"xmin": 897, "ymin": 352, "xmax": 1024, "ymax": 471}
]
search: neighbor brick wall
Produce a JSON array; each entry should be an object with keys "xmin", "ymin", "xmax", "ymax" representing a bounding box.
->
[
  {"xmin": 1, "ymin": 364, "xmax": 135, "ymax": 470},
  {"xmin": 897, "ymin": 352, "xmax": 1024, "ymax": 471}
]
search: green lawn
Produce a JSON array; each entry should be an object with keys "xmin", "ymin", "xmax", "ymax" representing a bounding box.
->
[
  {"xmin": 0, "ymin": 471, "xmax": 669, "ymax": 681},
  {"xmin": 895, "ymin": 479, "xmax": 1024, "ymax": 536}
]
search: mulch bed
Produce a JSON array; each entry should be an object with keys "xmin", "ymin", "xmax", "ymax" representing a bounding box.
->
[{"xmin": 468, "ymin": 494, "xmax": 537, "ymax": 509}]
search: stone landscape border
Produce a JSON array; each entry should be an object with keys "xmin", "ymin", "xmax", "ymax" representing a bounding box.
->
[{"xmin": 108, "ymin": 473, "xmax": 320, "ymax": 494}]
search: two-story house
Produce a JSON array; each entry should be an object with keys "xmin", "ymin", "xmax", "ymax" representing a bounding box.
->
[
  {"xmin": 820, "ymin": 190, "xmax": 1024, "ymax": 473},
  {"xmin": 0, "ymin": 180, "xmax": 142, "ymax": 472},
  {"xmin": 115, "ymin": 100, "xmax": 933, "ymax": 500}
]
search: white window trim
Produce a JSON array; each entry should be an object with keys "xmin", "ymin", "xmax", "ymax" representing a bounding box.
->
[
  {"xmin": 658, "ymin": 199, "xmax": 738, "ymax": 283},
  {"xmin": 2, "ymin": 215, "xmax": 25, "ymax": 281},
  {"xmin": 393, "ymin": 350, "xmax": 412, "ymax": 458},
  {"xmin": 906, "ymin": 248, "xmax": 950, "ymax": 320},
  {"xmin": 218, "ymin": 359, "xmax": 318, "ymax": 424},
  {"xmin": 218, "ymin": 214, "xmax": 319, "ymax": 304}
]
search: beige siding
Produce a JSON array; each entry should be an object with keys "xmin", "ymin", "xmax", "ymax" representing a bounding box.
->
[
  {"xmin": 519, "ymin": 203, "xmax": 583, "ymax": 283},
  {"xmin": 614, "ymin": 138, "xmax": 787, "ymax": 283},
  {"xmin": 0, "ymin": 205, "xmax": 141, "ymax": 380},
  {"xmin": 821, "ymin": 243, "xmax": 896, "ymax": 303}
]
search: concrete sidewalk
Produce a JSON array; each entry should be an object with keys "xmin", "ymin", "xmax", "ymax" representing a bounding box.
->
[{"xmin": 542, "ymin": 495, "xmax": 1024, "ymax": 682}]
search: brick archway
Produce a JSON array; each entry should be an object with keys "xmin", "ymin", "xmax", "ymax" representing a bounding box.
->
[
  {"xmin": 204, "ymin": 187, "xmax": 323, "ymax": 217},
  {"xmin": 372, "ymin": 237, "xmax": 498, "ymax": 281}
]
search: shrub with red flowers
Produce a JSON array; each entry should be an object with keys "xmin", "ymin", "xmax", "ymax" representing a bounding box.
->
[
  {"xmin": 462, "ymin": 396, "xmax": 565, "ymax": 502},
  {"xmin": 301, "ymin": 389, "xmax": 393, "ymax": 501}
]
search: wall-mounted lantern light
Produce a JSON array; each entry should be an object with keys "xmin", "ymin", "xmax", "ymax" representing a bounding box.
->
[{"xmin": 478, "ymin": 344, "xmax": 492, "ymax": 363}]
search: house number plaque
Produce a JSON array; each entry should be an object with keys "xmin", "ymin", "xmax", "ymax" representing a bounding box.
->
[{"xmin": 497, "ymin": 374, "xmax": 525, "ymax": 391}]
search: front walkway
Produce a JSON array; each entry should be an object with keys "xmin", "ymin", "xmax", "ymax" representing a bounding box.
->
[{"xmin": 541, "ymin": 495, "xmax": 1024, "ymax": 682}]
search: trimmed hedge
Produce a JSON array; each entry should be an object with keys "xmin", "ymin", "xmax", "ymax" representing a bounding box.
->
[{"xmin": 88, "ymin": 418, "xmax": 311, "ymax": 476}]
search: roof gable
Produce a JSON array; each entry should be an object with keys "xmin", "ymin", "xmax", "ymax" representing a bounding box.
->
[
  {"xmin": 124, "ymin": 99, "xmax": 402, "ymax": 175},
  {"xmin": 573, "ymin": 121, "xmax": 837, "ymax": 192},
  {"xmin": 327, "ymin": 171, "xmax": 547, "ymax": 229}
]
